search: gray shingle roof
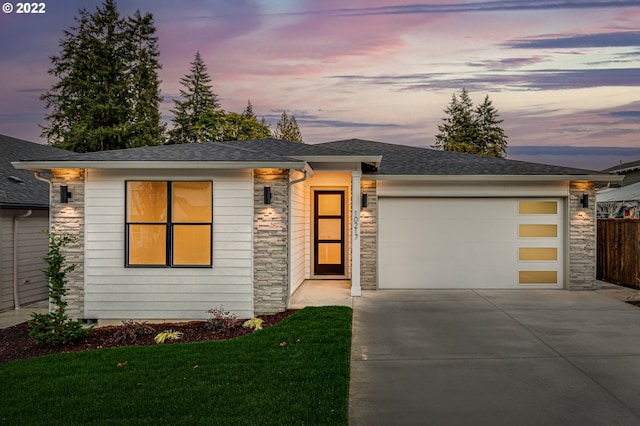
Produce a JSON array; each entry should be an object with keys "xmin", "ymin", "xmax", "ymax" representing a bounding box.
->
[
  {"xmin": 20, "ymin": 140, "xmax": 301, "ymax": 164},
  {"xmin": 0, "ymin": 134, "xmax": 69, "ymax": 208},
  {"xmin": 221, "ymin": 138, "xmax": 358, "ymax": 157},
  {"xmin": 603, "ymin": 159, "xmax": 640, "ymax": 173},
  {"xmin": 316, "ymin": 139, "xmax": 605, "ymax": 176}
]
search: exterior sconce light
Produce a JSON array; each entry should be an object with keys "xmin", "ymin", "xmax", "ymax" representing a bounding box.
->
[
  {"xmin": 361, "ymin": 193, "xmax": 368, "ymax": 208},
  {"xmin": 60, "ymin": 185, "xmax": 72, "ymax": 204},
  {"xmin": 580, "ymin": 193, "xmax": 589, "ymax": 208},
  {"xmin": 264, "ymin": 186, "xmax": 272, "ymax": 205}
]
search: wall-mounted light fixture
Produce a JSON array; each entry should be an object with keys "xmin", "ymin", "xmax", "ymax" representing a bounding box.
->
[
  {"xmin": 361, "ymin": 193, "xmax": 368, "ymax": 208},
  {"xmin": 60, "ymin": 185, "xmax": 72, "ymax": 204},
  {"xmin": 580, "ymin": 193, "xmax": 589, "ymax": 208},
  {"xmin": 264, "ymin": 186, "xmax": 272, "ymax": 205}
]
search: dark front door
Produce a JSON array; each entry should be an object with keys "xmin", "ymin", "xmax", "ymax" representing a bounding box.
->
[{"xmin": 314, "ymin": 191, "xmax": 345, "ymax": 275}]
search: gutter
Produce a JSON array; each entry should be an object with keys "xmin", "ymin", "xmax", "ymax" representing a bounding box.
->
[{"xmin": 13, "ymin": 209, "xmax": 33, "ymax": 309}]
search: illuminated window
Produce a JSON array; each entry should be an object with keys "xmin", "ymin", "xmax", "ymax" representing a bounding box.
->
[
  {"xmin": 126, "ymin": 181, "xmax": 212, "ymax": 267},
  {"xmin": 519, "ymin": 201, "xmax": 557, "ymax": 215}
]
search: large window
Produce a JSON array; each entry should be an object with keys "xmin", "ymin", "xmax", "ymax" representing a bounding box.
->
[{"xmin": 126, "ymin": 181, "xmax": 212, "ymax": 267}]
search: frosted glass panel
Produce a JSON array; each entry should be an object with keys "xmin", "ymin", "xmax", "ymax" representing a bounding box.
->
[
  {"xmin": 318, "ymin": 194, "xmax": 342, "ymax": 216},
  {"xmin": 172, "ymin": 182, "xmax": 212, "ymax": 223},
  {"xmin": 519, "ymin": 270, "xmax": 558, "ymax": 284},
  {"xmin": 519, "ymin": 201, "xmax": 557, "ymax": 215},
  {"xmin": 128, "ymin": 224, "xmax": 166, "ymax": 265},
  {"xmin": 318, "ymin": 243, "xmax": 341, "ymax": 264},
  {"xmin": 127, "ymin": 182, "xmax": 167, "ymax": 222},
  {"xmin": 519, "ymin": 224, "xmax": 557, "ymax": 238},
  {"xmin": 318, "ymin": 219, "xmax": 341, "ymax": 240},
  {"xmin": 173, "ymin": 225, "xmax": 211, "ymax": 265},
  {"xmin": 519, "ymin": 248, "xmax": 557, "ymax": 261}
]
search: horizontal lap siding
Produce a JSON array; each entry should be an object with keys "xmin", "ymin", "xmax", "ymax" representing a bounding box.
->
[
  {"xmin": 290, "ymin": 172, "xmax": 306, "ymax": 295},
  {"xmin": 0, "ymin": 210, "xmax": 48, "ymax": 311},
  {"xmin": 85, "ymin": 169, "xmax": 254, "ymax": 320}
]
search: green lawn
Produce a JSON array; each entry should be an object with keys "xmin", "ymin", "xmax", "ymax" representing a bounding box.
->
[{"xmin": 0, "ymin": 306, "xmax": 352, "ymax": 426}]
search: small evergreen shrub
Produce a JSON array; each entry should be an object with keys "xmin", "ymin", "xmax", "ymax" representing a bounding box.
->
[{"xmin": 28, "ymin": 233, "xmax": 91, "ymax": 346}]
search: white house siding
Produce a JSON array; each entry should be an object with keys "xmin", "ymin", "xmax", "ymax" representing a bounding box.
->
[
  {"xmin": 84, "ymin": 168, "xmax": 254, "ymax": 320},
  {"xmin": 289, "ymin": 170, "xmax": 307, "ymax": 295},
  {"xmin": 0, "ymin": 209, "xmax": 49, "ymax": 311}
]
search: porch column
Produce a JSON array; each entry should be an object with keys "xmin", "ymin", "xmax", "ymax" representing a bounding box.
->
[{"xmin": 351, "ymin": 170, "xmax": 362, "ymax": 296}]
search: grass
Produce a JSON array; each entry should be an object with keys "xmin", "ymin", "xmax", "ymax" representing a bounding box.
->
[{"xmin": 0, "ymin": 306, "xmax": 352, "ymax": 426}]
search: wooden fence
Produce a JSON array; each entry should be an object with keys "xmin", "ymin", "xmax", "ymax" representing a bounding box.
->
[{"xmin": 597, "ymin": 219, "xmax": 640, "ymax": 287}]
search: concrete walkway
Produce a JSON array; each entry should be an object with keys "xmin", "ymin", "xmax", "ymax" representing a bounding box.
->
[
  {"xmin": 0, "ymin": 301, "xmax": 48, "ymax": 329},
  {"xmin": 350, "ymin": 287, "xmax": 640, "ymax": 426}
]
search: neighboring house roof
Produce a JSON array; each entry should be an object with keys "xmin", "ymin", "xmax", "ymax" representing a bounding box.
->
[
  {"xmin": 316, "ymin": 139, "xmax": 614, "ymax": 179},
  {"xmin": 0, "ymin": 134, "xmax": 69, "ymax": 209},
  {"xmin": 597, "ymin": 182, "xmax": 640, "ymax": 202},
  {"xmin": 12, "ymin": 137, "xmax": 620, "ymax": 182},
  {"xmin": 602, "ymin": 159, "xmax": 640, "ymax": 174}
]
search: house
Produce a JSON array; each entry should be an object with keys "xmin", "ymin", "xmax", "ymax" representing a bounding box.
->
[
  {"xmin": 603, "ymin": 159, "xmax": 640, "ymax": 187},
  {"xmin": 12, "ymin": 138, "xmax": 621, "ymax": 323},
  {"xmin": 597, "ymin": 182, "xmax": 640, "ymax": 219},
  {"xmin": 0, "ymin": 134, "xmax": 69, "ymax": 312}
]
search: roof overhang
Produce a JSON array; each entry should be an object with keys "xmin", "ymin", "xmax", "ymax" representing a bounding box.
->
[
  {"xmin": 12, "ymin": 160, "xmax": 307, "ymax": 171},
  {"xmin": 363, "ymin": 174, "xmax": 624, "ymax": 182}
]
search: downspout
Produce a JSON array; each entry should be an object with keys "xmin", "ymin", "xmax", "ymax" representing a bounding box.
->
[
  {"xmin": 286, "ymin": 164, "xmax": 314, "ymax": 305},
  {"xmin": 13, "ymin": 209, "xmax": 33, "ymax": 309}
]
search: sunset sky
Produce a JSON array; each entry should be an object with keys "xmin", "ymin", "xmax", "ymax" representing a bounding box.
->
[{"xmin": 1, "ymin": 0, "xmax": 639, "ymax": 169}]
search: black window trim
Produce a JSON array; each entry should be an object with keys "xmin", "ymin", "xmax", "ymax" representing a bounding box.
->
[{"xmin": 125, "ymin": 180, "xmax": 213, "ymax": 268}]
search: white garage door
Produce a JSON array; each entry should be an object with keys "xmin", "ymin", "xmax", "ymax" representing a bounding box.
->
[{"xmin": 378, "ymin": 198, "xmax": 563, "ymax": 289}]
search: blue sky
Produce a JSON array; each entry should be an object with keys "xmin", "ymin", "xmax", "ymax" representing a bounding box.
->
[{"xmin": 1, "ymin": 0, "xmax": 639, "ymax": 169}]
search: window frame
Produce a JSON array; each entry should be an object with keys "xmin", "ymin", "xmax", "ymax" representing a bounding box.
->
[{"xmin": 125, "ymin": 180, "xmax": 213, "ymax": 268}]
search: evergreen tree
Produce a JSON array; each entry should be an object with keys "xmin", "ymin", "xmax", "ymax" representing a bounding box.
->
[
  {"xmin": 273, "ymin": 110, "xmax": 303, "ymax": 143},
  {"xmin": 242, "ymin": 100, "xmax": 256, "ymax": 119},
  {"xmin": 40, "ymin": 0, "xmax": 164, "ymax": 152},
  {"xmin": 475, "ymin": 95, "xmax": 507, "ymax": 158},
  {"xmin": 169, "ymin": 52, "xmax": 220, "ymax": 143},
  {"xmin": 433, "ymin": 88, "xmax": 508, "ymax": 158},
  {"xmin": 128, "ymin": 10, "xmax": 165, "ymax": 147}
]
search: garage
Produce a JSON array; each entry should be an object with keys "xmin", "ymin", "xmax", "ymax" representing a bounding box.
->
[{"xmin": 378, "ymin": 197, "xmax": 563, "ymax": 289}]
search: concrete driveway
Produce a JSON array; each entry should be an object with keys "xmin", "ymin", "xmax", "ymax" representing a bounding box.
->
[{"xmin": 349, "ymin": 287, "xmax": 640, "ymax": 426}]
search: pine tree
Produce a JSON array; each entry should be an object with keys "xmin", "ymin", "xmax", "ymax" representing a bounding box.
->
[
  {"xmin": 40, "ymin": 0, "xmax": 164, "ymax": 152},
  {"xmin": 273, "ymin": 111, "xmax": 303, "ymax": 143},
  {"xmin": 475, "ymin": 95, "xmax": 507, "ymax": 158},
  {"xmin": 169, "ymin": 52, "xmax": 220, "ymax": 144},
  {"xmin": 127, "ymin": 10, "xmax": 165, "ymax": 147},
  {"xmin": 433, "ymin": 88, "xmax": 507, "ymax": 158},
  {"xmin": 242, "ymin": 100, "xmax": 256, "ymax": 119}
]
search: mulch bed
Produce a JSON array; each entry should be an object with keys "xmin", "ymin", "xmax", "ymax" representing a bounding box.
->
[{"xmin": 0, "ymin": 310, "xmax": 297, "ymax": 364}]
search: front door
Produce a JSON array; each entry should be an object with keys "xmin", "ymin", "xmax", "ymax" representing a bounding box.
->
[{"xmin": 314, "ymin": 191, "xmax": 345, "ymax": 275}]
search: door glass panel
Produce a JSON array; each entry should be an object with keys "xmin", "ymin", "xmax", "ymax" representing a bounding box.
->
[
  {"xmin": 173, "ymin": 225, "xmax": 211, "ymax": 265},
  {"xmin": 127, "ymin": 182, "xmax": 167, "ymax": 222},
  {"xmin": 519, "ymin": 224, "xmax": 557, "ymax": 238},
  {"xmin": 128, "ymin": 224, "xmax": 166, "ymax": 265},
  {"xmin": 318, "ymin": 219, "xmax": 341, "ymax": 240},
  {"xmin": 318, "ymin": 194, "xmax": 342, "ymax": 216},
  {"xmin": 172, "ymin": 182, "xmax": 212, "ymax": 223},
  {"xmin": 519, "ymin": 270, "xmax": 558, "ymax": 284},
  {"xmin": 519, "ymin": 247, "xmax": 557, "ymax": 261},
  {"xmin": 318, "ymin": 243, "xmax": 341, "ymax": 264},
  {"xmin": 519, "ymin": 201, "xmax": 557, "ymax": 215}
]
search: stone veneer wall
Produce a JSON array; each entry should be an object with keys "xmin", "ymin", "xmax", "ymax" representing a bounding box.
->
[
  {"xmin": 568, "ymin": 181, "xmax": 596, "ymax": 290},
  {"xmin": 50, "ymin": 169, "xmax": 85, "ymax": 319},
  {"xmin": 253, "ymin": 169, "xmax": 289, "ymax": 314},
  {"xmin": 360, "ymin": 180, "xmax": 377, "ymax": 289}
]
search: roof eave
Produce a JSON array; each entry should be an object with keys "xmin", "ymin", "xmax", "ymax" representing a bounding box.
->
[
  {"xmin": 12, "ymin": 160, "xmax": 307, "ymax": 171},
  {"xmin": 363, "ymin": 174, "xmax": 624, "ymax": 182}
]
